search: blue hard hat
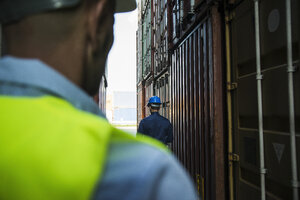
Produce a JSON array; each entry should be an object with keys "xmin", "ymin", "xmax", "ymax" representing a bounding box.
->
[{"xmin": 147, "ymin": 96, "xmax": 161, "ymax": 107}]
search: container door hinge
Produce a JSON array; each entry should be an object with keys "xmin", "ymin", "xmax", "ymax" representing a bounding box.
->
[
  {"xmin": 225, "ymin": 11, "xmax": 235, "ymax": 23},
  {"xmin": 227, "ymin": 82, "xmax": 238, "ymax": 91},
  {"xmin": 229, "ymin": 153, "xmax": 240, "ymax": 162}
]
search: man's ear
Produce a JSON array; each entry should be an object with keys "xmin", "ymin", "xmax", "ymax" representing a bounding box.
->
[{"xmin": 86, "ymin": 0, "xmax": 107, "ymax": 50}]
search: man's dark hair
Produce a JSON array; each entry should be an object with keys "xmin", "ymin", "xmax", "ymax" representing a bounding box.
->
[{"xmin": 150, "ymin": 105, "xmax": 160, "ymax": 111}]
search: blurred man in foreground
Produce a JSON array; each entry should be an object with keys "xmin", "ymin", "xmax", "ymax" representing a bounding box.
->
[{"xmin": 0, "ymin": 0, "xmax": 198, "ymax": 199}]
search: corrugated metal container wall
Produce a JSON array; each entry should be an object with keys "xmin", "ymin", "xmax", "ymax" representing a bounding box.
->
[
  {"xmin": 228, "ymin": 0, "xmax": 300, "ymax": 199},
  {"xmin": 162, "ymin": 73, "xmax": 170, "ymax": 119},
  {"xmin": 145, "ymin": 77, "xmax": 154, "ymax": 117},
  {"xmin": 142, "ymin": 0, "xmax": 152, "ymax": 79},
  {"xmin": 137, "ymin": 21, "xmax": 143, "ymax": 84},
  {"xmin": 153, "ymin": 0, "xmax": 159, "ymax": 75},
  {"xmin": 171, "ymin": 0, "xmax": 180, "ymax": 43},
  {"xmin": 154, "ymin": 72, "xmax": 170, "ymax": 119},
  {"xmin": 170, "ymin": 2, "xmax": 225, "ymax": 200},
  {"xmin": 171, "ymin": 23, "xmax": 207, "ymax": 198},
  {"xmin": 137, "ymin": 82, "xmax": 145, "ymax": 125},
  {"xmin": 153, "ymin": 0, "xmax": 169, "ymax": 76}
]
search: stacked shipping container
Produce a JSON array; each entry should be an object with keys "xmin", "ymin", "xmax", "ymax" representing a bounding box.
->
[
  {"xmin": 137, "ymin": 0, "xmax": 299, "ymax": 200},
  {"xmin": 155, "ymin": 72, "xmax": 170, "ymax": 118},
  {"xmin": 170, "ymin": 5, "xmax": 225, "ymax": 199},
  {"xmin": 137, "ymin": 0, "xmax": 154, "ymax": 121},
  {"xmin": 153, "ymin": 0, "xmax": 169, "ymax": 76},
  {"xmin": 137, "ymin": 82, "xmax": 145, "ymax": 125},
  {"xmin": 142, "ymin": 0, "xmax": 152, "ymax": 79},
  {"xmin": 137, "ymin": 0, "xmax": 172, "ymax": 124},
  {"xmin": 137, "ymin": 0, "xmax": 225, "ymax": 199}
]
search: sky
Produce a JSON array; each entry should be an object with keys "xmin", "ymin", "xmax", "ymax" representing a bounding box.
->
[{"xmin": 106, "ymin": 9, "xmax": 138, "ymax": 94}]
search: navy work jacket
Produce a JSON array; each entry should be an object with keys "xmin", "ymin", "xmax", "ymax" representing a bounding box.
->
[{"xmin": 138, "ymin": 112, "xmax": 173, "ymax": 144}]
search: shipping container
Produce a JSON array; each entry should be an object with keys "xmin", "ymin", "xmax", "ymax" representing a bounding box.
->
[
  {"xmin": 227, "ymin": 0, "xmax": 300, "ymax": 199},
  {"xmin": 154, "ymin": 72, "xmax": 170, "ymax": 119},
  {"xmin": 145, "ymin": 76, "xmax": 154, "ymax": 117},
  {"xmin": 142, "ymin": 0, "xmax": 153, "ymax": 79},
  {"xmin": 171, "ymin": 0, "xmax": 180, "ymax": 42},
  {"xmin": 136, "ymin": 0, "xmax": 152, "ymax": 125},
  {"xmin": 168, "ymin": 0, "xmax": 226, "ymax": 198},
  {"xmin": 170, "ymin": 5, "xmax": 225, "ymax": 199},
  {"xmin": 153, "ymin": 0, "xmax": 169, "ymax": 76},
  {"xmin": 136, "ymin": 0, "xmax": 300, "ymax": 200},
  {"xmin": 138, "ymin": 0, "xmax": 226, "ymax": 199},
  {"xmin": 137, "ymin": 82, "xmax": 145, "ymax": 125},
  {"xmin": 137, "ymin": 21, "xmax": 144, "ymax": 84}
]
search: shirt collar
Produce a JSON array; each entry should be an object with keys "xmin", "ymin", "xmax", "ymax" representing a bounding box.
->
[
  {"xmin": 0, "ymin": 56, "xmax": 106, "ymax": 118},
  {"xmin": 151, "ymin": 112, "xmax": 160, "ymax": 115}
]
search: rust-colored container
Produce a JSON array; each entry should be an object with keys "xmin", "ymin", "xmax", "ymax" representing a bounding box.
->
[
  {"xmin": 137, "ymin": 82, "xmax": 145, "ymax": 125},
  {"xmin": 142, "ymin": 0, "xmax": 152, "ymax": 79},
  {"xmin": 138, "ymin": 1, "xmax": 226, "ymax": 199},
  {"xmin": 154, "ymin": 72, "xmax": 170, "ymax": 119},
  {"xmin": 137, "ymin": 21, "xmax": 143, "ymax": 84},
  {"xmin": 153, "ymin": 0, "xmax": 169, "ymax": 76},
  {"xmin": 171, "ymin": 24, "xmax": 208, "ymax": 198},
  {"xmin": 170, "ymin": 3, "xmax": 225, "ymax": 200},
  {"xmin": 170, "ymin": 0, "xmax": 180, "ymax": 42},
  {"xmin": 145, "ymin": 76, "xmax": 154, "ymax": 117}
]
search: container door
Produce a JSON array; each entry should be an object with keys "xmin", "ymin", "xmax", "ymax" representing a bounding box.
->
[{"xmin": 230, "ymin": 0, "xmax": 299, "ymax": 199}]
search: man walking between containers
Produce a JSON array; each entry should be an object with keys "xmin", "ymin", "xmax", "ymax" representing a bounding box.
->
[
  {"xmin": 0, "ymin": 0, "xmax": 198, "ymax": 200},
  {"xmin": 138, "ymin": 96, "xmax": 173, "ymax": 146}
]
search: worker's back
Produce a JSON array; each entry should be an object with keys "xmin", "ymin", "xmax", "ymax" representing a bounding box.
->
[
  {"xmin": 0, "ymin": 95, "xmax": 107, "ymax": 200},
  {"xmin": 138, "ymin": 112, "xmax": 173, "ymax": 144}
]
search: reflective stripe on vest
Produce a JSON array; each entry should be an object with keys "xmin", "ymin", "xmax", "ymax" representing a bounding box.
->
[{"xmin": 0, "ymin": 96, "xmax": 167, "ymax": 200}]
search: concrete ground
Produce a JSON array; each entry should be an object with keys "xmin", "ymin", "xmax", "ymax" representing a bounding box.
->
[{"xmin": 116, "ymin": 125, "xmax": 137, "ymax": 136}]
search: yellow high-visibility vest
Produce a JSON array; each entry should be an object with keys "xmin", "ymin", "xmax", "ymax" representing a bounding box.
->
[{"xmin": 0, "ymin": 95, "xmax": 166, "ymax": 200}]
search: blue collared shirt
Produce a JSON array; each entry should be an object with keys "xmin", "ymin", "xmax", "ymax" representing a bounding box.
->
[
  {"xmin": 138, "ymin": 112, "xmax": 173, "ymax": 144},
  {"xmin": 0, "ymin": 56, "xmax": 198, "ymax": 200}
]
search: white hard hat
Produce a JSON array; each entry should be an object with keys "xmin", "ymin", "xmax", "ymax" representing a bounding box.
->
[
  {"xmin": 0, "ymin": 0, "xmax": 137, "ymax": 24},
  {"xmin": 116, "ymin": 0, "xmax": 136, "ymax": 13}
]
